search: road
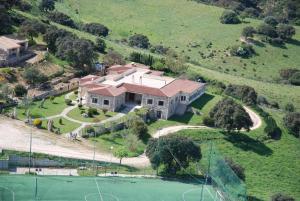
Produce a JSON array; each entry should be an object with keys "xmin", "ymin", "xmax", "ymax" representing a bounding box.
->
[{"xmin": 0, "ymin": 106, "xmax": 261, "ymax": 168}]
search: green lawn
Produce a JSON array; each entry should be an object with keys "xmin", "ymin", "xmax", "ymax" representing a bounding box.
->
[
  {"xmin": 173, "ymin": 109, "xmax": 300, "ymax": 201},
  {"xmin": 41, "ymin": 117, "xmax": 81, "ymax": 134},
  {"xmin": 91, "ymin": 130, "xmax": 146, "ymax": 157},
  {"xmin": 66, "ymin": 106, "xmax": 117, "ymax": 123},
  {"xmin": 55, "ymin": 0, "xmax": 300, "ymax": 82},
  {"xmin": 147, "ymin": 93, "xmax": 222, "ymax": 134},
  {"xmin": 13, "ymin": 94, "xmax": 69, "ymax": 120}
]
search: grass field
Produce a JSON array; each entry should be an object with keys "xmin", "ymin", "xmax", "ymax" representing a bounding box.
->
[
  {"xmin": 41, "ymin": 117, "xmax": 81, "ymax": 134},
  {"xmin": 11, "ymin": 93, "xmax": 69, "ymax": 120},
  {"xmin": 174, "ymin": 109, "xmax": 300, "ymax": 200},
  {"xmin": 55, "ymin": 0, "xmax": 300, "ymax": 82},
  {"xmin": 67, "ymin": 106, "xmax": 117, "ymax": 123},
  {"xmin": 0, "ymin": 175, "xmax": 221, "ymax": 201}
]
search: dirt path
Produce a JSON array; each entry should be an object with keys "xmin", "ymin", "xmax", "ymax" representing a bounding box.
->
[{"xmin": 0, "ymin": 106, "xmax": 262, "ymax": 168}]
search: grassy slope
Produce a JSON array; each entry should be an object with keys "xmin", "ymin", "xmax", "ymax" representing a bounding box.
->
[
  {"xmin": 56, "ymin": 0, "xmax": 300, "ymax": 82},
  {"xmin": 175, "ymin": 109, "xmax": 300, "ymax": 200},
  {"xmin": 16, "ymin": 10, "xmax": 300, "ymax": 110},
  {"xmin": 41, "ymin": 117, "xmax": 81, "ymax": 134}
]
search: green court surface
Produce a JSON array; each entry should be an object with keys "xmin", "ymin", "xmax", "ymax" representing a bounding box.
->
[{"xmin": 0, "ymin": 175, "xmax": 223, "ymax": 201}]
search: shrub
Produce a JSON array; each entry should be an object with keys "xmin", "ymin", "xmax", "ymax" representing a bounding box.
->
[
  {"xmin": 264, "ymin": 16, "xmax": 279, "ymax": 26},
  {"xmin": 257, "ymin": 23, "xmax": 278, "ymax": 38},
  {"xmin": 17, "ymin": 1, "xmax": 32, "ymax": 11},
  {"xmin": 39, "ymin": 0, "xmax": 55, "ymax": 12},
  {"xmin": 289, "ymin": 72, "xmax": 300, "ymax": 86},
  {"xmin": 103, "ymin": 50, "xmax": 125, "ymax": 66},
  {"xmin": 150, "ymin": 45, "xmax": 169, "ymax": 55},
  {"xmin": 203, "ymin": 116, "xmax": 215, "ymax": 127},
  {"xmin": 225, "ymin": 157, "xmax": 245, "ymax": 181},
  {"xmin": 271, "ymin": 193, "xmax": 295, "ymax": 201},
  {"xmin": 224, "ymin": 84, "xmax": 257, "ymax": 105},
  {"xmin": 283, "ymin": 112, "xmax": 300, "ymax": 137},
  {"xmin": 65, "ymin": 99, "xmax": 72, "ymax": 105},
  {"xmin": 269, "ymin": 101, "xmax": 280, "ymax": 109},
  {"xmin": 47, "ymin": 12, "xmax": 76, "ymax": 28},
  {"xmin": 279, "ymin": 68, "xmax": 299, "ymax": 80},
  {"xmin": 264, "ymin": 116, "xmax": 281, "ymax": 139},
  {"xmin": 88, "ymin": 108, "xmax": 98, "ymax": 117},
  {"xmin": 95, "ymin": 37, "xmax": 106, "ymax": 53},
  {"xmin": 49, "ymin": 96, "xmax": 55, "ymax": 102},
  {"xmin": 230, "ymin": 44, "xmax": 255, "ymax": 58},
  {"xmin": 58, "ymin": 118, "xmax": 62, "ymax": 125},
  {"xmin": 257, "ymin": 95, "xmax": 268, "ymax": 105},
  {"xmin": 129, "ymin": 34, "xmax": 150, "ymax": 49},
  {"xmin": 14, "ymin": 84, "xmax": 27, "ymax": 97},
  {"xmin": 285, "ymin": 103, "xmax": 295, "ymax": 112},
  {"xmin": 241, "ymin": 26, "xmax": 256, "ymax": 38},
  {"xmin": 277, "ymin": 24, "xmax": 296, "ymax": 40},
  {"xmin": 33, "ymin": 119, "xmax": 42, "ymax": 128},
  {"xmin": 82, "ymin": 23, "xmax": 109, "ymax": 37},
  {"xmin": 220, "ymin": 10, "xmax": 241, "ymax": 24}
]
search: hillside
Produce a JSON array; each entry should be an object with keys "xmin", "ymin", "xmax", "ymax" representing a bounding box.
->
[{"xmin": 55, "ymin": 0, "xmax": 300, "ymax": 82}]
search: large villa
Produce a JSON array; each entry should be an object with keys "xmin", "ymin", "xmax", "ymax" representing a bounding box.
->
[{"xmin": 79, "ymin": 63, "xmax": 205, "ymax": 119}]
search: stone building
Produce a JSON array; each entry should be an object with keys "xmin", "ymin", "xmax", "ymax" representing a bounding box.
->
[{"xmin": 79, "ymin": 63, "xmax": 205, "ymax": 119}]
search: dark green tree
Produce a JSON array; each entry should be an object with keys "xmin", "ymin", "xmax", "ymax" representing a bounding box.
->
[
  {"xmin": 39, "ymin": 0, "xmax": 55, "ymax": 12},
  {"xmin": 146, "ymin": 136, "xmax": 201, "ymax": 174},
  {"xmin": 241, "ymin": 26, "xmax": 256, "ymax": 38},
  {"xmin": 82, "ymin": 23, "xmax": 109, "ymax": 37},
  {"xmin": 277, "ymin": 24, "xmax": 296, "ymax": 40},
  {"xmin": 95, "ymin": 38, "xmax": 106, "ymax": 53},
  {"xmin": 14, "ymin": 84, "xmax": 27, "ymax": 97},
  {"xmin": 220, "ymin": 10, "xmax": 241, "ymax": 24},
  {"xmin": 210, "ymin": 98, "xmax": 253, "ymax": 132},
  {"xmin": 225, "ymin": 157, "xmax": 245, "ymax": 181},
  {"xmin": 23, "ymin": 67, "xmax": 47, "ymax": 85},
  {"xmin": 129, "ymin": 34, "xmax": 150, "ymax": 49},
  {"xmin": 257, "ymin": 23, "xmax": 278, "ymax": 38},
  {"xmin": 264, "ymin": 16, "xmax": 279, "ymax": 26},
  {"xmin": 283, "ymin": 112, "xmax": 300, "ymax": 137}
]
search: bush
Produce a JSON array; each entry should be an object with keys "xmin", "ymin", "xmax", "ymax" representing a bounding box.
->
[
  {"xmin": 103, "ymin": 50, "xmax": 125, "ymax": 66},
  {"xmin": 289, "ymin": 72, "xmax": 300, "ymax": 86},
  {"xmin": 279, "ymin": 68, "xmax": 299, "ymax": 80},
  {"xmin": 257, "ymin": 95, "xmax": 268, "ymax": 105},
  {"xmin": 220, "ymin": 10, "xmax": 241, "ymax": 24},
  {"xmin": 58, "ymin": 118, "xmax": 62, "ymax": 125},
  {"xmin": 264, "ymin": 116, "xmax": 281, "ymax": 139},
  {"xmin": 257, "ymin": 23, "xmax": 278, "ymax": 38},
  {"xmin": 271, "ymin": 193, "xmax": 295, "ymax": 201},
  {"xmin": 33, "ymin": 119, "xmax": 42, "ymax": 128},
  {"xmin": 17, "ymin": 1, "xmax": 32, "ymax": 11},
  {"xmin": 129, "ymin": 34, "xmax": 150, "ymax": 49},
  {"xmin": 82, "ymin": 23, "xmax": 109, "ymax": 37},
  {"xmin": 47, "ymin": 12, "xmax": 76, "ymax": 28},
  {"xmin": 225, "ymin": 157, "xmax": 245, "ymax": 181},
  {"xmin": 285, "ymin": 103, "xmax": 295, "ymax": 112},
  {"xmin": 264, "ymin": 16, "xmax": 279, "ymax": 26},
  {"xmin": 150, "ymin": 45, "xmax": 169, "ymax": 55},
  {"xmin": 65, "ymin": 99, "xmax": 72, "ymax": 105},
  {"xmin": 14, "ymin": 84, "xmax": 27, "ymax": 97},
  {"xmin": 277, "ymin": 24, "xmax": 296, "ymax": 40},
  {"xmin": 283, "ymin": 112, "xmax": 300, "ymax": 137},
  {"xmin": 95, "ymin": 37, "xmax": 106, "ymax": 53},
  {"xmin": 224, "ymin": 84, "xmax": 257, "ymax": 105},
  {"xmin": 203, "ymin": 116, "xmax": 215, "ymax": 127},
  {"xmin": 241, "ymin": 26, "xmax": 256, "ymax": 38},
  {"xmin": 230, "ymin": 44, "xmax": 255, "ymax": 58},
  {"xmin": 87, "ymin": 108, "xmax": 98, "ymax": 117}
]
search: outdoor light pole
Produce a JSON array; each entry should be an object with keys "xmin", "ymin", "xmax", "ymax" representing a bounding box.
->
[
  {"xmin": 92, "ymin": 131, "xmax": 96, "ymax": 174},
  {"xmin": 28, "ymin": 117, "xmax": 33, "ymax": 174}
]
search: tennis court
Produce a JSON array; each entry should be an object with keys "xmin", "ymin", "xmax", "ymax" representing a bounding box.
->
[{"xmin": 0, "ymin": 175, "xmax": 223, "ymax": 201}]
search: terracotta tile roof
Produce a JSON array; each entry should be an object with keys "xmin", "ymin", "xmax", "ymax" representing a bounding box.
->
[
  {"xmin": 0, "ymin": 36, "xmax": 21, "ymax": 50},
  {"xmin": 107, "ymin": 66, "xmax": 132, "ymax": 75},
  {"xmin": 88, "ymin": 86, "xmax": 126, "ymax": 97},
  {"xmin": 161, "ymin": 79, "xmax": 205, "ymax": 97},
  {"xmin": 79, "ymin": 75, "xmax": 100, "ymax": 85},
  {"xmin": 122, "ymin": 83, "xmax": 167, "ymax": 97},
  {"xmin": 148, "ymin": 70, "xmax": 164, "ymax": 76}
]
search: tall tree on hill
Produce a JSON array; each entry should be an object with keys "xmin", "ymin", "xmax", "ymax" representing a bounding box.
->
[
  {"xmin": 39, "ymin": 0, "xmax": 55, "ymax": 12},
  {"xmin": 0, "ymin": 0, "xmax": 18, "ymax": 34},
  {"xmin": 210, "ymin": 98, "xmax": 253, "ymax": 132}
]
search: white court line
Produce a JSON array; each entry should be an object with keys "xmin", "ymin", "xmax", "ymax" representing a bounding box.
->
[
  {"xmin": 0, "ymin": 186, "xmax": 15, "ymax": 201},
  {"xmin": 94, "ymin": 178, "xmax": 104, "ymax": 201}
]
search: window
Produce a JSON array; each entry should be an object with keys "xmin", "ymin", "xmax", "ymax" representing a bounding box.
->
[
  {"xmin": 147, "ymin": 99, "xmax": 153, "ymax": 105},
  {"xmin": 181, "ymin": 96, "xmax": 186, "ymax": 101},
  {"xmin": 92, "ymin": 98, "xmax": 98, "ymax": 104},
  {"xmin": 171, "ymin": 100, "xmax": 173, "ymax": 105},
  {"xmin": 158, "ymin": 100, "xmax": 164, "ymax": 106},
  {"xmin": 103, "ymin": 100, "xmax": 109, "ymax": 105}
]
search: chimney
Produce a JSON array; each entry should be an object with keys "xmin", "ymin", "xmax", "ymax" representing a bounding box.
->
[
  {"xmin": 139, "ymin": 76, "xmax": 142, "ymax": 85},
  {"xmin": 132, "ymin": 75, "xmax": 135, "ymax": 83}
]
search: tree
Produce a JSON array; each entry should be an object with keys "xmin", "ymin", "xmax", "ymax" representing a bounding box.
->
[
  {"xmin": 230, "ymin": 44, "xmax": 255, "ymax": 58},
  {"xmin": 125, "ymin": 114, "xmax": 148, "ymax": 139},
  {"xmin": 113, "ymin": 148, "xmax": 129, "ymax": 165},
  {"xmin": 165, "ymin": 49, "xmax": 188, "ymax": 74},
  {"xmin": 14, "ymin": 84, "xmax": 27, "ymax": 97},
  {"xmin": 210, "ymin": 98, "xmax": 253, "ymax": 132},
  {"xmin": 82, "ymin": 23, "xmax": 109, "ymax": 37},
  {"xmin": 279, "ymin": 68, "xmax": 299, "ymax": 80},
  {"xmin": 39, "ymin": 0, "xmax": 55, "ymax": 12},
  {"xmin": 285, "ymin": 103, "xmax": 295, "ymax": 112},
  {"xmin": 264, "ymin": 116, "xmax": 281, "ymax": 139},
  {"xmin": 277, "ymin": 24, "xmax": 296, "ymax": 40},
  {"xmin": 220, "ymin": 10, "xmax": 241, "ymax": 24},
  {"xmin": 18, "ymin": 21, "xmax": 38, "ymax": 41},
  {"xmin": 271, "ymin": 193, "xmax": 295, "ymax": 201},
  {"xmin": 129, "ymin": 34, "xmax": 150, "ymax": 49},
  {"xmin": 95, "ymin": 38, "xmax": 106, "ymax": 53},
  {"xmin": 47, "ymin": 12, "xmax": 76, "ymax": 28},
  {"xmin": 283, "ymin": 112, "xmax": 300, "ymax": 137},
  {"xmin": 241, "ymin": 26, "xmax": 256, "ymax": 38},
  {"xmin": 103, "ymin": 50, "xmax": 125, "ymax": 66},
  {"xmin": 289, "ymin": 72, "xmax": 300, "ymax": 86},
  {"xmin": 257, "ymin": 23, "xmax": 278, "ymax": 38},
  {"xmin": 225, "ymin": 157, "xmax": 245, "ymax": 181},
  {"xmin": 43, "ymin": 27, "xmax": 74, "ymax": 53},
  {"xmin": 146, "ymin": 136, "xmax": 201, "ymax": 174},
  {"xmin": 224, "ymin": 84, "xmax": 257, "ymax": 105},
  {"xmin": 264, "ymin": 16, "xmax": 279, "ymax": 26},
  {"xmin": 0, "ymin": 0, "xmax": 18, "ymax": 35},
  {"xmin": 23, "ymin": 67, "xmax": 47, "ymax": 85}
]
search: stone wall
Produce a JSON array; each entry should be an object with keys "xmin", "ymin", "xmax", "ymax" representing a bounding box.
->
[{"xmin": 141, "ymin": 94, "xmax": 170, "ymax": 119}]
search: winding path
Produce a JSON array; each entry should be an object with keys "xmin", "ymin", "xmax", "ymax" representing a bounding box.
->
[{"xmin": 0, "ymin": 94, "xmax": 262, "ymax": 168}]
